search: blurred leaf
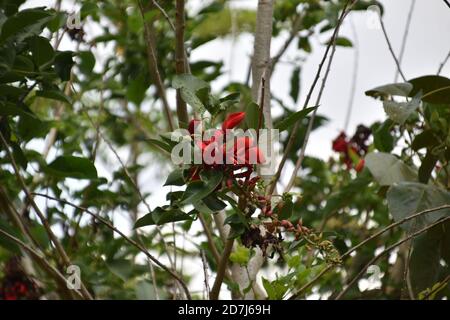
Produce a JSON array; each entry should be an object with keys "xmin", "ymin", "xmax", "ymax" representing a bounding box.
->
[
  {"xmin": 387, "ymin": 182, "xmax": 450, "ymax": 231},
  {"xmin": 28, "ymin": 35, "xmax": 54, "ymax": 67},
  {"xmin": 289, "ymin": 67, "xmax": 301, "ymax": 103},
  {"xmin": 409, "ymin": 75, "xmax": 450, "ymax": 104},
  {"xmin": 45, "ymin": 156, "xmax": 98, "ymax": 179},
  {"xmin": 275, "ymin": 106, "xmax": 317, "ymax": 132},
  {"xmin": 383, "ymin": 98, "xmax": 420, "ymax": 124},
  {"xmin": 245, "ymin": 102, "xmax": 260, "ymax": 130},
  {"xmin": 134, "ymin": 206, "xmax": 192, "ymax": 227},
  {"xmin": 365, "ymin": 152, "xmax": 417, "ymax": 186},
  {"xmin": 229, "ymin": 244, "xmax": 251, "ymax": 266},
  {"xmin": 365, "ymin": 82, "xmax": 413, "ymax": 99}
]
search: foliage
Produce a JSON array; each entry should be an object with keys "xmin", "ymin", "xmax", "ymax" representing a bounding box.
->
[{"xmin": 0, "ymin": 0, "xmax": 448, "ymax": 301}]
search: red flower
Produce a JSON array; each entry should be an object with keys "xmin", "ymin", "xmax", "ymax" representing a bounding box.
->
[
  {"xmin": 188, "ymin": 119, "xmax": 201, "ymax": 135},
  {"xmin": 332, "ymin": 132, "xmax": 348, "ymax": 153},
  {"xmin": 222, "ymin": 112, "xmax": 245, "ymax": 130}
]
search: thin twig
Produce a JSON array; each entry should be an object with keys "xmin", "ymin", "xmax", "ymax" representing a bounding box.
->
[
  {"xmin": 394, "ymin": 0, "xmax": 416, "ymax": 82},
  {"xmin": 437, "ymin": 48, "xmax": 450, "ymax": 75},
  {"xmin": 335, "ymin": 217, "xmax": 450, "ymax": 300},
  {"xmin": 267, "ymin": 0, "xmax": 356, "ymax": 196},
  {"xmin": 378, "ymin": 10, "xmax": 407, "ymax": 82},
  {"xmin": 32, "ymin": 192, "xmax": 192, "ymax": 300}
]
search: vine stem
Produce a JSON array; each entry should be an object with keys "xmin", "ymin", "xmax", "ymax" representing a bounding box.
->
[
  {"xmin": 288, "ymin": 204, "xmax": 450, "ymax": 299},
  {"xmin": 267, "ymin": 0, "xmax": 356, "ymax": 196},
  {"xmin": 335, "ymin": 216, "xmax": 450, "ymax": 300},
  {"xmin": 32, "ymin": 192, "xmax": 192, "ymax": 300}
]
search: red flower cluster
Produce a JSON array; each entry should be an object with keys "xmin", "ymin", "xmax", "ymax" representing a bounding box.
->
[
  {"xmin": 332, "ymin": 127, "xmax": 370, "ymax": 172},
  {"xmin": 188, "ymin": 112, "xmax": 265, "ymax": 182}
]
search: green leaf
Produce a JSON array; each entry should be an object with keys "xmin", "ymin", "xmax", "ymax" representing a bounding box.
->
[
  {"xmin": 202, "ymin": 195, "xmax": 227, "ymax": 212},
  {"xmin": 409, "ymin": 223, "xmax": 449, "ymax": 297},
  {"xmin": 229, "ymin": 244, "xmax": 251, "ymax": 266},
  {"xmin": 163, "ymin": 169, "xmax": 185, "ymax": 186},
  {"xmin": 275, "ymin": 106, "xmax": 317, "ymax": 132},
  {"xmin": 245, "ymin": 102, "xmax": 260, "ymax": 130},
  {"xmin": 383, "ymin": 98, "xmax": 420, "ymax": 124},
  {"xmin": 145, "ymin": 138, "xmax": 172, "ymax": 153},
  {"xmin": 373, "ymin": 120, "xmax": 394, "ymax": 152},
  {"xmin": 219, "ymin": 92, "xmax": 240, "ymax": 103},
  {"xmin": 289, "ymin": 67, "xmax": 301, "ymax": 102},
  {"xmin": 0, "ymin": 219, "xmax": 21, "ymax": 253},
  {"xmin": 262, "ymin": 277, "xmax": 288, "ymax": 300},
  {"xmin": 387, "ymin": 182, "xmax": 450, "ymax": 231},
  {"xmin": 28, "ymin": 35, "xmax": 54, "ymax": 68},
  {"xmin": 328, "ymin": 36, "xmax": 352, "ymax": 47},
  {"xmin": 418, "ymin": 151, "xmax": 438, "ymax": 184},
  {"xmin": 173, "ymin": 74, "xmax": 210, "ymax": 113},
  {"xmin": 180, "ymin": 170, "xmax": 223, "ymax": 205},
  {"xmin": 365, "ymin": 152, "xmax": 417, "ymax": 186},
  {"xmin": 298, "ymin": 36, "xmax": 311, "ymax": 53},
  {"xmin": 45, "ymin": 156, "xmax": 98, "ymax": 179},
  {"xmin": 126, "ymin": 74, "xmax": 147, "ymax": 106},
  {"xmin": 173, "ymin": 74, "xmax": 209, "ymax": 92},
  {"xmin": 409, "ymin": 75, "xmax": 450, "ymax": 104},
  {"xmin": 278, "ymin": 198, "xmax": 294, "ymax": 220},
  {"xmin": 134, "ymin": 206, "xmax": 193, "ymax": 227},
  {"xmin": 365, "ymin": 82, "xmax": 413, "ymax": 99},
  {"xmin": 54, "ymin": 51, "xmax": 74, "ymax": 81},
  {"xmin": 78, "ymin": 51, "xmax": 96, "ymax": 75},
  {"xmin": 107, "ymin": 259, "xmax": 133, "ymax": 282},
  {"xmin": 36, "ymin": 89, "xmax": 72, "ymax": 104},
  {"xmin": 412, "ymin": 130, "xmax": 439, "ymax": 151},
  {"xmin": 0, "ymin": 8, "xmax": 54, "ymax": 44}
]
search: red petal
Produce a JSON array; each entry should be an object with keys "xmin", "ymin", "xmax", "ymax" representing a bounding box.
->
[{"xmin": 222, "ymin": 112, "xmax": 245, "ymax": 130}]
